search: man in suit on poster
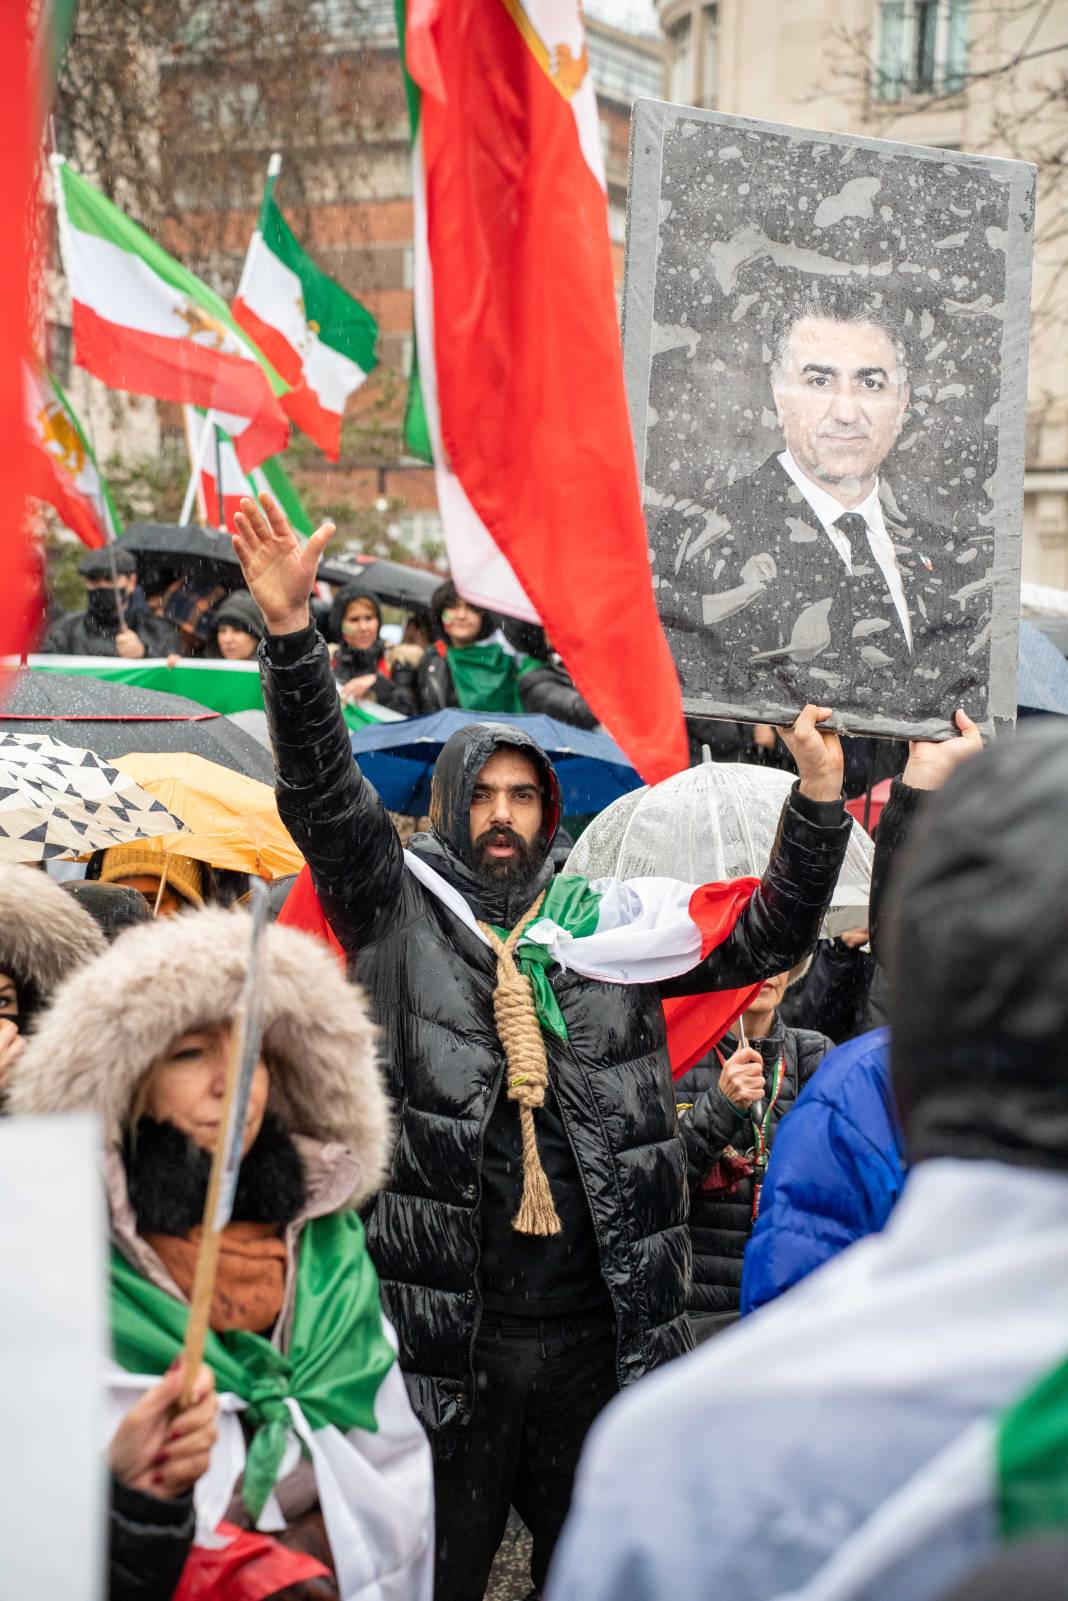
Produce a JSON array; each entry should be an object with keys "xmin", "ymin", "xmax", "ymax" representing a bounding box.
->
[{"xmin": 656, "ymin": 284, "xmax": 990, "ymax": 726}]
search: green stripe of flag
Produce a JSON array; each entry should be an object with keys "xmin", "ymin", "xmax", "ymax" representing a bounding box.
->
[
  {"xmin": 393, "ymin": 0, "xmax": 433, "ymax": 464},
  {"xmin": 45, "ymin": 365, "xmax": 122, "ymax": 539},
  {"xmin": 253, "ymin": 449, "xmax": 314, "ymax": 538},
  {"xmin": 59, "ymin": 166, "xmax": 289, "ymax": 398},
  {"xmin": 260, "ymin": 197, "xmax": 379, "ymax": 375},
  {"xmin": 998, "ymin": 1349, "xmax": 1068, "ymax": 1538}
]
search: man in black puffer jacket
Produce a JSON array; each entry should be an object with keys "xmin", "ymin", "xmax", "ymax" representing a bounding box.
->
[
  {"xmin": 675, "ymin": 967, "xmax": 831, "ymax": 1339},
  {"xmin": 235, "ymin": 492, "xmax": 852, "ymax": 1601}
]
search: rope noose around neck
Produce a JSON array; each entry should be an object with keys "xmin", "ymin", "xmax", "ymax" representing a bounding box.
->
[{"xmin": 477, "ymin": 891, "xmax": 561, "ymax": 1236}]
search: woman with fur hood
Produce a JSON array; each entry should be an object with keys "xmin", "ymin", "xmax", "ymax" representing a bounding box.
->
[
  {"xmin": 0, "ymin": 862, "xmax": 105, "ymax": 1096},
  {"xmin": 9, "ymin": 908, "xmax": 433, "ymax": 1601}
]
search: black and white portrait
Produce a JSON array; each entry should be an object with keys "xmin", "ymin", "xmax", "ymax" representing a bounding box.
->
[{"xmin": 622, "ymin": 102, "xmax": 1034, "ymax": 738}]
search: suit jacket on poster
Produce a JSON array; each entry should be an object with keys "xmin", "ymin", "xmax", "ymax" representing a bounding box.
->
[{"xmin": 656, "ymin": 454, "xmax": 991, "ymax": 725}]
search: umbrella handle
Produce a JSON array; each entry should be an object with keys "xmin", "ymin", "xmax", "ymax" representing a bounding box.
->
[{"xmin": 152, "ymin": 855, "xmax": 171, "ymax": 917}]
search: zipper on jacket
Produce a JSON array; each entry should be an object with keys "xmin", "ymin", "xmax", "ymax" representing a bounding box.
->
[
  {"xmin": 466, "ymin": 1061, "xmax": 506, "ymax": 1406},
  {"xmin": 555, "ymin": 1039, "xmax": 628, "ymax": 1391}
]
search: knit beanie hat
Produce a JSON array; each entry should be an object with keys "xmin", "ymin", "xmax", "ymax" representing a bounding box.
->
[{"xmin": 98, "ymin": 842, "xmax": 205, "ymax": 908}]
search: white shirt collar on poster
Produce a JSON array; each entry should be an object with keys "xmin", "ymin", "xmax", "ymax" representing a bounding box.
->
[{"xmin": 777, "ymin": 448, "xmax": 913, "ymax": 651}]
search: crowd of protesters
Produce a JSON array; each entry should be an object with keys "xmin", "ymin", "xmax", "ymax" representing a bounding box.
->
[{"xmin": 5, "ymin": 492, "xmax": 1067, "ymax": 1601}]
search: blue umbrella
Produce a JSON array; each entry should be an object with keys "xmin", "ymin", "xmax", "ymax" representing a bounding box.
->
[
  {"xmin": 1018, "ymin": 621, "xmax": 1068, "ymax": 715},
  {"xmin": 349, "ymin": 709, "xmax": 642, "ymax": 815}
]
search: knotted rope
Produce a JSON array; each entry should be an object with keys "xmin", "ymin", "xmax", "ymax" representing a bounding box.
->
[{"xmin": 477, "ymin": 891, "xmax": 561, "ymax": 1237}]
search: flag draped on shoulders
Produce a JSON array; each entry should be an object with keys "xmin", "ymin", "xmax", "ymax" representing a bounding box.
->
[
  {"xmin": 281, "ymin": 853, "xmax": 761, "ymax": 1070},
  {"xmin": 25, "ymin": 364, "xmax": 118, "ymax": 549},
  {"xmin": 233, "ymin": 166, "xmax": 378, "ymax": 461},
  {"xmin": 53, "ymin": 159, "xmax": 289, "ymax": 470},
  {"xmin": 396, "ymin": 0, "xmax": 688, "ymax": 785},
  {"xmin": 109, "ymin": 1209, "xmax": 434, "ymax": 1600}
]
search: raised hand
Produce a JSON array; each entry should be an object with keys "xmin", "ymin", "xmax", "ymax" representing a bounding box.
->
[
  {"xmin": 778, "ymin": 704, "xmax": 844, "ymax": 803},
  {"xmin": 902, "ymin": 707, "xmax": 983, "ymax": 791},
  {"xmin": 231, "ymin": 492, "xmax": 335, "ymax": 636}
]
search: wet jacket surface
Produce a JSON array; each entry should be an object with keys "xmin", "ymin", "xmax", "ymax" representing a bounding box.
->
[
  {"xmin": 261, "ymin": 624, "xmax": 852, "ymax": 1455},
  {"xmin": 42, "ymin": 607, "xmax": 179, "ymax": 657},
  {"xmin": 740, "ymin": 1028, "xmax": 903, "ymax": 1316},
  {"xmin": 675, "ymin": 1013, "xmax": 831, "ymax": 1330}
]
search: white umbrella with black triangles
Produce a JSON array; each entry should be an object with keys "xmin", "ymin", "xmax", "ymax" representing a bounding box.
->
[{"xmin": 0, "ymin": 733, "xmax": 182, "ymax": 863}]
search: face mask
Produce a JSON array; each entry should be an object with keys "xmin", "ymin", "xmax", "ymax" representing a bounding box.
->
[{"xmin": 86, "ymin": 587, "xmax": 121, "ymax": 627}]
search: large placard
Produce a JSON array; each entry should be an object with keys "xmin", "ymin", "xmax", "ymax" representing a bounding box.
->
[{"xmin": 623, "ymin": 100, "xmax": 1034, "ymax": 738}]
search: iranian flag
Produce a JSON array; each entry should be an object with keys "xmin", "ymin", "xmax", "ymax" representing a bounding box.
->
[
  {"xmin": 52, "ymin": 159, "xmax": 289, "ymax": 471},
  {"xmin": 233, "ymin": 157, "xmax": 379, "ymax": 461},
  {"xmin": 396, "ymin": 0, "xmax": 687, "ymax": 785},
  {"xmin": 25, "ymin": 364, "xmax": 119, "ymax": 550},
  {"xmin": 281, "ymin": 854, "xmax": 761, "ymax": 1072},
  {"xmin": 187, "ymin": 408, "xmax": 312, "ymax": 538},
  {"xmin": 780, "ymin": 1349, "xmax": 1068, "ymax": 1601}
]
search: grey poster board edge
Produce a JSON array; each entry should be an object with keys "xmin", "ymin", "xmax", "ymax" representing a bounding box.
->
[{"xmin": 622, "ymin": 97, "xmax": 1035, "ymax": 743}]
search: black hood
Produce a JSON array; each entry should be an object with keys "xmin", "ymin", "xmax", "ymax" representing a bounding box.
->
[
  {"xmin": 888, "ymin": 717, "xmax": 1068, "ymax": 1173},
  {"xmin": 211, "ymin": 588, "xmax": 265, "ymax": 642},
  {"xmin": 408, "ymin": 721, "xmax": 562, "ymax": 926},
  {"xmin": 329, "ymin": 583, "xmax": 383, "ymax": 641},
  {"xmin": 329, "ymin": 584, "xmax": 384, "ymax": 675}
]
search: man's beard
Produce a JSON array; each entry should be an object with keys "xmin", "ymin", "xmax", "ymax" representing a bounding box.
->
[{"xmin": 472, "ymin": 825, "xmax": 546, "ymax": 887}]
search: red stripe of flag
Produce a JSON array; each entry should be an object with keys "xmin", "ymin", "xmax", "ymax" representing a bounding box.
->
[
  {"xmin": 71, "ymin": 303, "xmax": 288, "ymax": 471},
  {"xmin": 410, "ymin": 0, "xmax": 688, "ymax": 786},
  {"xmin": 1, "ymin": 5, "xmax": 37, "ymax": 659}
]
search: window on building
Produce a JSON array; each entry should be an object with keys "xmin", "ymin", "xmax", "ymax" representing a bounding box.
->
[
  {"xmin": 914, "ymin": 0, "xmax": 939, "ymax": 89},
  {"xmin": 876, "ymin": 0, "xmax": 970, "ymax": 101},
  {"xmin": 47, "ymin": 323, "xmax": 72, "ymax": 386},
  {"xmin": 700, "ymin": 4, "xmax": 718, "ymax": 107},
  {"xmin": 667, "ymin": 13, "xmax": 693, "ymax": 105}
]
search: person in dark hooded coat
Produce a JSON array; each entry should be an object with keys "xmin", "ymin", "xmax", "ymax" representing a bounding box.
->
[
  {"xmin": 327, "ymin": 582, "xmax": 418, "ymax": 716},
  {"xmin": 234, "ymin": 490, "xmax": 853, "ymax": 1601}
]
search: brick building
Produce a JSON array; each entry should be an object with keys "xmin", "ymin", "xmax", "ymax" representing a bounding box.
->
[{"xmin": 154, "ymin": 0, "xmax": 662, "ymax": 556}]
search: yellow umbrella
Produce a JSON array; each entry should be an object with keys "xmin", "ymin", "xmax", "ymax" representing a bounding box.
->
[{"xmin": 111, "ymin": 752, "xmax": 303, "ymax": 881}]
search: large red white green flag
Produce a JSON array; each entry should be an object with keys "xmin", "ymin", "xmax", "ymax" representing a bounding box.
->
[
  {"xmin": 398, "ymin": 0, "xmax": 687, "ymax": 784},
  {"xmin": 52, "ymin": 158, "xmax": 289, "ymax": 471},
  {"xmin": 232, "ymin": 159, "xmax": 379, "ymax": 462},
  {"xmin": 25, "ymin": 364, "xmax": 119, "ymax": 550}
]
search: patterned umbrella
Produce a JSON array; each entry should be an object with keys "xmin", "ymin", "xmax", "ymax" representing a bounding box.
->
[{"xmin": 0, "ymin": 734, "xmax": 182, "ymax": 864}]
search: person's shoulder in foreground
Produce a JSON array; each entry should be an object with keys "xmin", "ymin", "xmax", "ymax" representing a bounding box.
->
[{"xmin": 740, "ymin": 1026, "xmax": 903, "ymax": 1315}]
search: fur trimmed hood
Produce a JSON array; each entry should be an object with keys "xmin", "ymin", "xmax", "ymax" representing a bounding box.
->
[
  {"xmin": 0, "ymin": 865, "xmax": 106, "ymax": 1016},
  {"xmin": 10, "ymin": 906, "xmax": 390, "ymax": 1207}
]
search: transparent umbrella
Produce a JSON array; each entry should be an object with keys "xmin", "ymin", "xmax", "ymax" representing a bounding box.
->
[{"xmin": 565, "ymin": 762, "xmax": 874, "ymax": 939}]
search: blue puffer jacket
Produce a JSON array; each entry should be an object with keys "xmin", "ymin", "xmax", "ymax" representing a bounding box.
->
[{"xmin": 740, "ymin": 1028, "xmax": 905, "ymax": 1315}]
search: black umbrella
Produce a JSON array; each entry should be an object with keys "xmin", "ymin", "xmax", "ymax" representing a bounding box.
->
[
  {"xmin": 0, "ymin": 672, "xmax": 275, "ymax": 782},
  {"xmin": 119, "ymin": 525, "xmax": 441, "ymax": 611}
]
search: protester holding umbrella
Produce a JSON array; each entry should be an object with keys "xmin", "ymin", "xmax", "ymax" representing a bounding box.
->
[
  {"xmin": 9, "ymin": 907, "xmax": 433, "ymax": 1601},
  {"xmin": 232, "ymin": 491, "xmax": 852, "ymax": 1600},
  {"xmin": 0, "ymin": 862, "xmax": 104, "ymax": 1095},
  {"xmin": 328, "ymin": 582, "xmax": 418, "ymax": 715},
  {"xmin": 42, "ymin": 548, "xmax": 178, "ymax": 659},
  {"xmin": 674, "ymin": 964, "xmax": 832, "ymax": 1339}
]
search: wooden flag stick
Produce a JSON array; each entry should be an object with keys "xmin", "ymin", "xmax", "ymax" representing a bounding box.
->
[
  {"xmin": 177, "ymin": 879, "xmax": 269, "ymax": 1408},
  {"xmin": 178, "ymin": 1004, "xmax": 247, "ymax": 1408}
]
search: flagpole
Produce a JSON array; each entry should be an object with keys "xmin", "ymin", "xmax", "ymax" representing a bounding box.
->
[
  {"xmin": 81, "ymin": 384, "xmax": 128, "ymax": 633},
  {"xmin": 179, "ymin": 408, "xmax": 214, "ymax": 525},
  {"xmin": 213, "ymin": 419, "xmax": 226, "ymax": 531},
  {"xmin": 235, "ymin": 151, "xmax": 282, "ymax": 307}
]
